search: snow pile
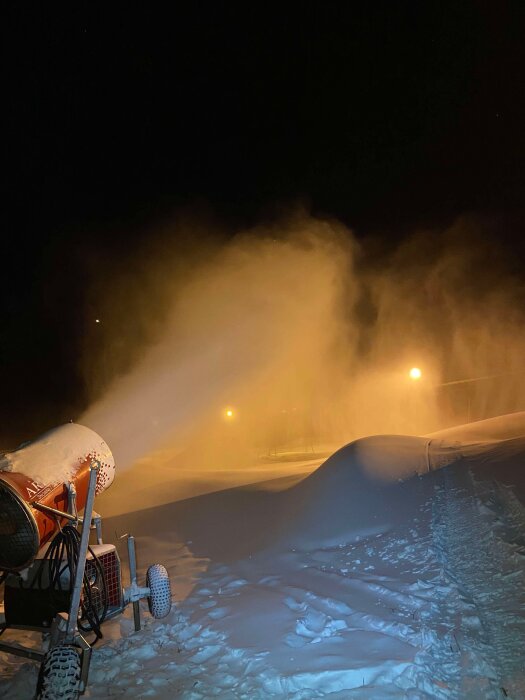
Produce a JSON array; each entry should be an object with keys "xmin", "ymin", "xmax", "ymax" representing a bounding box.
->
[
  {"xmin": 0, "ymin": 423, "xmax": 115, "ymax": 487},
  {"xmin": 1, "ymin": 413, "xmax": 524, "ymax": 698},
  {"xmin": 428, "ymin": 411, "xmax": 525, "ymax": 442}
]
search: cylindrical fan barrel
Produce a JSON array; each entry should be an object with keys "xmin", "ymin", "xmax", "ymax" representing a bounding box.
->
[{"xmin": 0, "ymin": 423, "xmax": 115, "ymax": 571}]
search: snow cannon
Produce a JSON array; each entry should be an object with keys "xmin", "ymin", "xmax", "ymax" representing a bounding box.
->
[
  {"xmin": 0, "ymin": 423, "xmax": 172, "ymax": 700},
  {"xmin": 0, "ymin": 423, "xmax": 115, "ymax": 572}
]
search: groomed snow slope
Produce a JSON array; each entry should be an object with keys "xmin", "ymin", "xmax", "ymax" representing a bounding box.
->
[{"xmin": 1, "ymin": 413, "xmax": 524, "ymax": 699}]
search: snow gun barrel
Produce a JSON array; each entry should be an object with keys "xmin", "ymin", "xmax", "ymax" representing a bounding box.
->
[{"xmin": 0, "ymin": 423, "xmax": 115, "ymax": 572}]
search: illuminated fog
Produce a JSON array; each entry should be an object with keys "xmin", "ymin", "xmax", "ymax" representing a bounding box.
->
[{"xmin": 80, "ymin": 212, "xmax": 525, "ymax": 472}]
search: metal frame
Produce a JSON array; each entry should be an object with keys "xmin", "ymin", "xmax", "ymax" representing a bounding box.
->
[
  {"xmin": 0, "ymin": 458, "xmax": 156, "ymax": 695},
  {"xmin": 124, "ymin": 535, "xmax": 150, "ymax": 632},
  {"xmin": 0, "ymin": 460, "xmax": 101, "ymax": 693},
  {"xmin": 65, "ymin": 462, "xmax": 99, "ymax": 641},
  {"xmin": 0, "ymin": 637, "xmax": 45, "ymax": 662}
]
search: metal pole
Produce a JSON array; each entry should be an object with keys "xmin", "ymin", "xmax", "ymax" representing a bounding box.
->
[
  {"xmin": 93, "ymin": 513, "xmax": 103, "ymax": 545},
  {"xmin": 0, "ymin": 641, "xmax": 45, "ymax": 662},
  {"xmin": 66, "ymin": 461, "xmax": 100, "ymax": 640},
  {"xmin": 438, "ymin": 369, "xmax": 525, "ymax": 387},
  {"xmin": 127, "ymin": 535, "xmax": 141, "ymax": 631}
]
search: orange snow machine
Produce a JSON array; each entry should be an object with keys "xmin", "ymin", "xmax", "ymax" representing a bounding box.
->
[{"xmin": 0, "ymin": 423, "xmax": 172, "ymax": 699}]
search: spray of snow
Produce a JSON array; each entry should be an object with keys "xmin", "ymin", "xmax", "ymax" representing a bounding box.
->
[{"xmin": 78, "ymin": 213, "xmax": 525, "ymax": 486}]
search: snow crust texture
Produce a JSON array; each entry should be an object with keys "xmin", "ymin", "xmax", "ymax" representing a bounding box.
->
[{"xmin": 0, "ymin": 423, "xmax": 115, "ymax": 490}]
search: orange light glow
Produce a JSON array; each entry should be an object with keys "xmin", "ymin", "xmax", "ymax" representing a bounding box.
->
[
  {"xmin": 224, "ymin": 408, "xmax": 234, "ymax": 419},
  {"xmin": 409, "ymin": 367, "xmax": 422, "ymax": 380}
]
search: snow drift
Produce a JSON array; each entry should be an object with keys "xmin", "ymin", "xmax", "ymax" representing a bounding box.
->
[{"xmin": 1, "ymin": 413, "xmax": 524, "ymax": 699}]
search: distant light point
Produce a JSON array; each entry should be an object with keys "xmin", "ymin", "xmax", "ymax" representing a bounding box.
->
[{"xmin": 409, "ymin": 367, "xmax": 422, "ymax": 380}]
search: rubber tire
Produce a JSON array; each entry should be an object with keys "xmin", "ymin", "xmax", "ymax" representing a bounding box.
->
[
  {"xmin": 146, "ymin": 563, "xmax": 172, "ymax": 619},
  {"xmin": 36, "ymin": 645, "xmax": 81, "ymax": 700}
]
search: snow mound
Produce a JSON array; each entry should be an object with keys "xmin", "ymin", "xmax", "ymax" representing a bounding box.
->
[{"xmin": 427, "ymin": 410, "xmax": 525, "ymax": 442}]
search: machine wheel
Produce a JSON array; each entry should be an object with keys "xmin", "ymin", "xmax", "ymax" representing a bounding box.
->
[
  {"xmin": 146, "ymin": 563, "xmax": 172, "ymax": 619},
  {"xmin": 36, "ymin": 645, "xmax": 81, "ymax": 700}
]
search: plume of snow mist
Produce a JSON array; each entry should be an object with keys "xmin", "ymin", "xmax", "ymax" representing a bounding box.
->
[
  {"xmin": 360, "ymin": 218, "xmax": 525, "ymax": 426},
  {"xmin": 80, "ymin": 216, "xmax": 365, "ymax": 469},
  {"xmin": 80, "ymin": 212, "xmax": 525, "ymax": 483}
]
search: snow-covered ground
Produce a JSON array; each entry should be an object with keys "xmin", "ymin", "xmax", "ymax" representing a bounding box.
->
[{"xmin": 1, "ymin": 413, "xmax": 525, "ymax": 699}]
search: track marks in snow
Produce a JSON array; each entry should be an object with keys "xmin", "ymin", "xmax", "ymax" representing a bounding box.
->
[
  {"xmin": 429, "ymin": 467, "xmax": 525, "ymax": 699},
  {"xmin": 19, "ymin": 470, "xmax": 522, "ymax": 700},
  {"xmin": 162, "ymin": 490, "xmax": 481, "ymax": 697}
]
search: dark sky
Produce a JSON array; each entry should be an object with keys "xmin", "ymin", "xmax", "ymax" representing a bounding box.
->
[{"xmin": 2, "ymin": 2, "xmax": 525, "ymax": 441}]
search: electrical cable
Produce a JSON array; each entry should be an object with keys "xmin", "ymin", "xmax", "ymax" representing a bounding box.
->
[{"xmin": 26, "ymin": 525, "xmax": 108, "ymax": 644}]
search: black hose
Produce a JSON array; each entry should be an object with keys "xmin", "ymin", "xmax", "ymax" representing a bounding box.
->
[{"xmin": 28, "ymin": 525, "xmax": 108, "ymax": 644}]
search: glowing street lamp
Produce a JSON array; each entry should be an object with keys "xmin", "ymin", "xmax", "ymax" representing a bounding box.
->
[{"xmin": 409, "ymin": 367, "xmax": 422, "ymax": 381}]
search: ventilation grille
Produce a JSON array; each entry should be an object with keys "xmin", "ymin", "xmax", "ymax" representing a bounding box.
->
[{"xmin": 83, "ymin": 549, "xmax": 123, "ymax": 623}]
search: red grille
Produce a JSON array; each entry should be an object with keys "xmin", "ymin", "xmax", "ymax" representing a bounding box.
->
[
  {"xmin": 85, "ymin": 546, "xmax": 123, "ymax": 614},
  {"xmin": 99, "ymin": 550, "xmax": 122, "ymax": 608}
]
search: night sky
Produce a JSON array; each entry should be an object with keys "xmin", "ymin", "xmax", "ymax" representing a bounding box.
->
[{"xmin": 3, "ymin": 3, "xmax": 525, "ymax": 443}]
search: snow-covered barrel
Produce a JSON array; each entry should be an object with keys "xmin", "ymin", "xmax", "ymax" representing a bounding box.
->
[{"xmin": 0, "ymin": 423, "xmax": 115, "ymax": 571}]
